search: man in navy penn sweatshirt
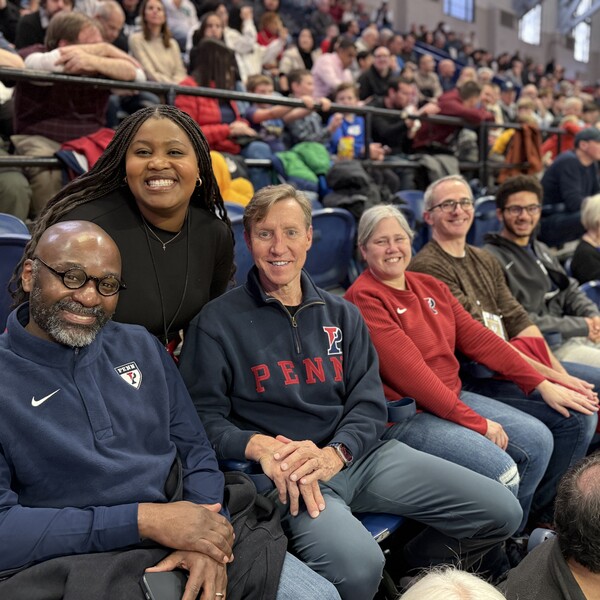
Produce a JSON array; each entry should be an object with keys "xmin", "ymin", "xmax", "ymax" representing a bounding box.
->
[
  {"xmin": 179, "ymin": 183, "xmax": 524, "ymax": 600},
  {"xmin": 0, "ymin": 220, "xmax": 236, "ymax": 599}
]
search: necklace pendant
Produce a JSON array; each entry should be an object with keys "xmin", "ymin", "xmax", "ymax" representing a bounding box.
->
[{"xmin": 162, "ymin": 243, "xmax": 166, "ymax": 251}]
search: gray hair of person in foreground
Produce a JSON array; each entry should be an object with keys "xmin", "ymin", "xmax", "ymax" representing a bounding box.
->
[
  {"xmin": 357, "ymin": 204, "xmax": 415, "ymax": 248},
  {"xmin": 400, "ymin": 566, "xmax": 506, "ymax": 599}
]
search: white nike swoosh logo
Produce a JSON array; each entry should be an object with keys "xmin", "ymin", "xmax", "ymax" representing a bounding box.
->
[
  {"xmin": 31, "ymin": 389, "xmax": 60, "ymax": 407},
  {"xmin": 397, "ymin": 308, "xmax": 407, "ymax": 314}
]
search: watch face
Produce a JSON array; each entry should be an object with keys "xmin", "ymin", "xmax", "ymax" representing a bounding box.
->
[{"xmin": 333, "ymin": 443, "xmax": 352, "ymax": 466}]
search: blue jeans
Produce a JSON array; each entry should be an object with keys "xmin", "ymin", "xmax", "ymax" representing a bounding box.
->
[
  {"xmin": 273, "ymin": 440, "xmax": 522, "ymax": 600},
  {"xmin": 462, "ymin": 362, "xmax": 598, "ymax": 523},
  {"xmin": 240, "ymin": 141, "xmax": 273, "ymax": 191},
  {"xmin": 382, "ymin": 390, "xmax": 553, "ymax": 533},
  {"xmin": 276, "ymin": 553, "xmax": 341, "ymax": 599}
]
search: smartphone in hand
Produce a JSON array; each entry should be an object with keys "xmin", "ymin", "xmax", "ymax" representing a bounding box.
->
[{"xmin": 141, "ymin": 570, "xmax": 188, "ymax": 600}]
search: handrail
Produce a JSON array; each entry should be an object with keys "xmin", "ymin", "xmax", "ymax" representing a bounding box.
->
[{"xmin": 0, "ymin": 66, "xmax": 565, "ymax": 185}]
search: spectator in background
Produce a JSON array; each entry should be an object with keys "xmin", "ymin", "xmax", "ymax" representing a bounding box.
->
[
  {"xmin": 540, "ymin": 127, "xmax": 600, "ymax": 246},
  {"xmin": 311, "ymin": 35, "xmax": 355, "ymax": 99},
  {"xmin": 162, "ymin": 0, "xmax": 198, "ymax": 52},
  {"xmin": 244, "ymin": 74, "xmax": 292, "ymax": 153},
  {"xmin": 572, "ymin": 193, "xmax": 600, "ymax": 284},
  {"xmin": 370, "ymin": 76, "xmax": 439, "ymax": 156},
  {"xmin": 499, "ymin": 80, "xmax": 517, "ymax": 122},
  {"xmin": 284, "ymin": 69, "xmax": 333, "ymax": 146},
  {"xmin": 327, "ymin": 82, "xmax": 385, "ymax": 161},
  {"xmin": 318, "ymin": 23, "xmax": 339, "ymax": 52},
  {"xmin": 13, "ymin": 11, "xmax": 143, "ymax": 217},
  {"xmin": 357, "ymin": 44, "xmax": 393, "ymax": 100},
  {"xmin": 356, "ymin": 49, "xmax": 372, "ymax": 74},
  {"xmin": 399, "ymin": 31, "xmax": 417, "ymax": 64},
  {"xmin": 224, "ymin": 4, "xmax": 285, "ymax": 84},
  {"xmin": 541, "ymin": 97, "xmax": 584, "ymax": 162},
  {"xmin": 0, "ymin": 47, "xmax": 31, "ymax": 221},
  {"xmin": 94, "ymin": 0, "xmax": 128, "ymax": 51},
  {"xmin": 412, "ymin": 81, "xmax": 494, "ymax": 157},
  {"xmin": 354, "ymin": 24, "xmax": 378, "ymax": 54},
  {"xmin": 0, "ymin": 0, "xmax": 19, "ymax": 45},
  {"xmin": 15, "ymin": 0, "xmax": 73, "ymax": 49},
  {"xmin": 372, "ymin": 0, "xmax": 393, "ymax": 29},
  {"xmin": 413, "ymin": 53, "xmax": 443, "ymax": 101},
  {"xmin": 120, "ymin": 0, "xmax": 141, "ymax": 38},
  {"xmin": 386, "ymin": 32, "xmax": 404, "ymax": 72},
  {"xmin": 438, "ymin": 58, "xmax": 456, "ymax": 92},
  {"xmin": 96, "ymin": 1, "xmax": 159, "ymax": 128},
  {"xmin": 309, "ymin": 0, "xmax": 333, "ymax": 44},
  {"xmin": 177, "ymin": 39, "xmax": 274, "ymax": 191},
  {"xmin": 128, "ymin": 0, "xmax": 186, "ymax": 84},
  {"xmin": 279, "ymin": 27, "xmax": 321, "ymax": 75},
  {"xmin": 505, "ymin": 57, "xmax": 524, "ymax": 88}
]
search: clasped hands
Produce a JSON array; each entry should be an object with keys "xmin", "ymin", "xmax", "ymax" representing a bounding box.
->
[
  {"xmin": 252, "ymin": 434, "xmax": 345, "ymax": 519},
  {"xmin": 138, "ymin": 500, "xmax": 234, "ymax": 600}
]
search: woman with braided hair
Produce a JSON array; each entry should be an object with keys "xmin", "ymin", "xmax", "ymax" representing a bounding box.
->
[{"xmin": 12, "ymin": 105, "xmax": 234, "ymax": 351}]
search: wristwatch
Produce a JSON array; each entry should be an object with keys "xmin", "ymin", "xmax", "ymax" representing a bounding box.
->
[{"xmin": 328, "ymin": 443, "xmax": 353, "ymax": 469}]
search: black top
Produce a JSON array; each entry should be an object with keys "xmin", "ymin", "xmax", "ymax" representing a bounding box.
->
[
  {"xmin": 15, "ymin": 11, "xmax": 44, "ymax": 50},
  {"xmin": 62, "ymin": 188, "xmax": 234, "ymax": 341},
  {"xmin": 572, "ymin": 239, "xmax": 600, "ymax": 285}
]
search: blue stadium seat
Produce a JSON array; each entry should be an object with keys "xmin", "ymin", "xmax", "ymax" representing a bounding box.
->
[
  {"xmin": 224, "ymin": 202, "xmax": 245, "ymax": 217},
  {"xmin": 0, "ymin": 213, "xmax": 29, "ymax": 235},
  {"xmin": 467, "ymin": 195, "xmax": 500, "ymax": 247},
  {"xmin": 305, "ymin": 208, "xmax": 358, "ymax": 290},
  {"xmin": 395, "ymin": 190, "xmax": 428, "ymax": 251},
  {"xmin": 0, "ymin": 233, "xmax": 30, "ymax": 331},
  {"xmin": 229, "ymin": 215, "xmax": 254, "ymax": 286},
  {"xmin": 563, "ymin": 256, "xmax": 573, "ymax": 277},
  {"xmin": 219, "ymin": 458, "xmax": 404, "ymax": 599},
  {"xmin": 579, "ymin": 280, "xmax": 600, "ymax": 308}
]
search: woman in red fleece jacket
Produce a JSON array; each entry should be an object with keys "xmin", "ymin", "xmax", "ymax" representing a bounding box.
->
[{"xmin": 345, "ymin": 204, "xmax": 585, "ymax": 532}]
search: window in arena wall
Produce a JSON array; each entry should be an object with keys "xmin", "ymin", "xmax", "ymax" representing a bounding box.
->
[
  {"xmin": 518, "ymin": 4, "xmax": 541, "ymax": 45},
  {"xmin": 443, "ymin": 0, "xmax": 474, "ymax": 23},
  {"xmin": 573, "ymin": 0, "xmax": 591, "ymax": 63}
]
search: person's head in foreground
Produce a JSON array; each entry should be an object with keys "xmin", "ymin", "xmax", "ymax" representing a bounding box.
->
[{"xmin": 400, "ymin": 566, "xmax": 506, "ymax": 599}]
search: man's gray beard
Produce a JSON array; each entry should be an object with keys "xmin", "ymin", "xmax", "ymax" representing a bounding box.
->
[{"xmin": 29, "ymin": 285, "xmax": 111, "ymax": 348}]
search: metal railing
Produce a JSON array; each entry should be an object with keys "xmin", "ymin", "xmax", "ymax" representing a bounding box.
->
[{"xmin": 0, "ymin": 67, "xmax": 564, "ymax": 186}]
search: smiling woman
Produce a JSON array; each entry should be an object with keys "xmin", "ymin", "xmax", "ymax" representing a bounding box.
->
[{"xmin": 12, "ymin": 106, "xmax": 234, "ymax": 349}]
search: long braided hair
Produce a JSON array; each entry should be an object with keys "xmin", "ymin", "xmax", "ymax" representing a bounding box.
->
[{"xmin": 11, "ymin": 105, "xmax": 232, "ymax": 305}]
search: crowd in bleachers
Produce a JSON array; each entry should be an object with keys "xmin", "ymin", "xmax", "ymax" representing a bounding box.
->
[
  {"xmin": 1, "ymin": 0, "xmax": 600, "ymax": 224},
  {"xmin": 2, "ymin": 1, "xmax": 600, "ymax": 599}
]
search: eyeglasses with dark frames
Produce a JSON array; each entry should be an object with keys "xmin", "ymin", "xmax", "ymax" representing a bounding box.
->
[
  {"xmin": 428, "ymin": 198, "xmax": 474, "ymax": 213},
  {"xmin": 33, "ymin": 257, "xmax": 126, "ymax": 296},
  {"xmin": 503, "ymin": 204, "xmax": 542, "ymax": 216}
]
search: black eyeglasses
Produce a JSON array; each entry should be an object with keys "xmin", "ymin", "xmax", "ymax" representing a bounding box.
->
[
  {"xmin": 428, "ymin": 198, "xmax": 474, "ymax": 213},
  {"xmin": 503, "ymin": 204, "xmax": 542, "ymax": 216},
  {"xmin": 33, "ymin": 257, "xmax": 126, "ymax": 296}
]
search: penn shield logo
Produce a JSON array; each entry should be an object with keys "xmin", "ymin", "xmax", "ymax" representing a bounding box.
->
[
  {"xmin": 114, "ymin": 362, "xmax": 142, "ymax": 389},
  {"xmin": 424, "ymin": 297, "xmax": 438, "ymax": 315},
  {"xmin": 323, "ymin": 326, "xmax": 343, "ymax": 355}
]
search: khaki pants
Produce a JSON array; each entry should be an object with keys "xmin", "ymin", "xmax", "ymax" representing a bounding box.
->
[{"xmin": 11, "ymin": 135, "xmax": 62, "ymax": 218}]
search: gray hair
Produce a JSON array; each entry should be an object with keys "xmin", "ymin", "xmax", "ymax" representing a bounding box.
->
[
  {"xmin": 400, "ymin": 567, "xmax": 506, "ymax": 600},
  {"xmin": 423, "ymin": 175, "xmax": 472, "ymax": 210},
  {"xmin": 243, "ymin": 184, "xmax": 312, "ymax": 234},
  {"xmin": 581, "ymin": 193, "xmax": 600, "ymax": 232},
  {"xmin": 357, "ymin": 204, "xmax": 414, "ymax": 247}
]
